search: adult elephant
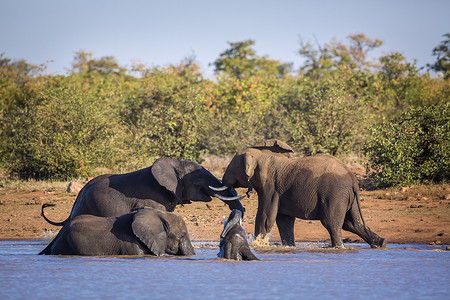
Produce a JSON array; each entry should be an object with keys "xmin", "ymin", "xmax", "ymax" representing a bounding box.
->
[
  {"xmin": 221, "ymin": 139, "xmax": 386, "ymax": 249},
  {"xmin": 218, "ymin": 209, "xmax": 258, "ymax": 260},
  {"xmin": 42, "ymin": 157, "xmax": 245, "ymax": 226},
  {"xmin": 39, "ymin": 207, "xmax": 195, "ymax": 256}
]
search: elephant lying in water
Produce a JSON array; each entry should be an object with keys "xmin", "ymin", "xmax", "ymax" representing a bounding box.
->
[
  {"xmin": 39, "ymin": 207, "xmax": 195, "ymax": 256},
  {"xmin": 221, "ymin": 139, "xmax": 386, "ymax": 249},
  {"xmin": 218, "ymin": 210, "xmax": 258, "ymax": 260}
]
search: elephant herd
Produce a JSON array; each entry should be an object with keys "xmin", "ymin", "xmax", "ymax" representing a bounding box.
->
[{"xmin": 39, "ymin": 139, "xmax": 386, "ymax": 260}]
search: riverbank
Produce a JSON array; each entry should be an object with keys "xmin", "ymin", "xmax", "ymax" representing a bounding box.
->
[{"xmin": 1, "ymin": 177, "xmax": 449, "ymax": 245}]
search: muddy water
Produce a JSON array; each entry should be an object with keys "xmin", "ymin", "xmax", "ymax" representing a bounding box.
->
[{"xmin": 0, "ymin": 241, "xmax": 448, "ymax": 299}]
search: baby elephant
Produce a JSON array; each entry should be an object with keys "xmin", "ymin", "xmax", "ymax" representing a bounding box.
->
[
  {"xmin": 39, "ymin": 207, "xmax": 195, "ymax": 256},
  {"xmin": 218, "ymin": 210, "xmax": 258, "ymax": 261}
]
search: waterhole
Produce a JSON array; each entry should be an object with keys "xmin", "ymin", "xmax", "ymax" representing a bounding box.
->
[{"xmin": 0, "ymin": 241, "xmax": 448, "ymax": 299}]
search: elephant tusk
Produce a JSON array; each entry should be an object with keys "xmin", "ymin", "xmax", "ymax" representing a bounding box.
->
[
  {"xmin": 214, "ymin": 194, "xmax": 245, "ymax": 201},
  {"xmin": 208, "ymin": 185, "xmax": 229, "ymax": 192}
]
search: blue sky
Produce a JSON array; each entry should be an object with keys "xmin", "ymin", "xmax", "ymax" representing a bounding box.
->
[{"xmin": 1, "ymin": 0, "xmax": 449, "ymax": 77}]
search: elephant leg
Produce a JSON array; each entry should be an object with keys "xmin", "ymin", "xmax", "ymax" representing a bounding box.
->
[
  {"xmin": 275, "ymin": 213, "xmax": 296, "ymax": 247},
  {"xmin": 240, "ymin": 246, "xmax": 258, "ymax": 261},
  {"xmin": 321, "ymin": 221, "xmax": 344, "ymax": 248},
  {"xmin": 343, "ymin": 204, "xmax": 386, "ymax": 248},
  {"xmin": 254, "ymin": 192, "xmax": 279, "ymax": 239},
  {"xmin": 319, "ymin": 197, "xmax": 346, "ymax": 248}
]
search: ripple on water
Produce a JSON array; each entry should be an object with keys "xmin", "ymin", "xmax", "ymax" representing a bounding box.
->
[{"xmin": 0, "ymin": 241, "xmax": 448, "ymax": 299}]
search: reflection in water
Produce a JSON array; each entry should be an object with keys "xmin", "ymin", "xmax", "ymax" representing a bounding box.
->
[{"xmin": 0, "ymin": 241, "xmax": 448, "ymax": 299}]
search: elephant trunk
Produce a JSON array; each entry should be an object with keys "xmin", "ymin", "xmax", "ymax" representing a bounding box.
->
[
  {"xmin": 221, "ymin": 210, "xmax": 242, "ymax": 238},
  {"xmin": 178, "ymin": 239, "xmax": 195, "ymax": 256}
]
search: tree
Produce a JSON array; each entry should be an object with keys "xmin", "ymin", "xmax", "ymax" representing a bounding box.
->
[
  {"xmin": 72, "ymin": 50, "xmax": 126, "ymax": 75},
  {"xmin": 0, "ymin": 54, "xmax": 43, "ymax": 112},
  {"xmin": 213, "ymin": 40, "xmax": 291, "ymax": 79},
  {"xmin": 428, "ymin": 33, "xmax": 450, "ymax": 79},
  {"xmin": 298, "ymin": 33, "xmax": 383, "ymax": 78}
]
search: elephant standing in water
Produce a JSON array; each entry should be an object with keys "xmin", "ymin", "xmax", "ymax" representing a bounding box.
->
[
  {"xmin": 218, "ymin": 210, "xmax": 258, "ymax": 261},
  {"xmin": 39, "ymin": 207, "xmax": 195, "ymax": 256},
  {"xmin": 221, "ymin": 140, "xmax": 386, "ymax": 249}
]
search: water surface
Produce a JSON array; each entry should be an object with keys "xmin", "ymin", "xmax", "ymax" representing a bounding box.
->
[{"xmin": 0, "ymin": 241, "xmax": 448, "ymax": 299}]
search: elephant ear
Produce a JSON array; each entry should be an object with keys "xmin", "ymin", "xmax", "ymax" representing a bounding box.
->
[
  {"xmin": 244, "ymin": 152, "xmax": 257, "ymax": 182},
  {"xmin": 152, "ymin": 157, "xmax": 183, "ymax": 200},
  {"xmin": 252, "ymin": 139, "xmax": 293, "ymax": 156},
  {"xmin": 132, "ymin": 209, "xmax": 168, "ymax": 256}
]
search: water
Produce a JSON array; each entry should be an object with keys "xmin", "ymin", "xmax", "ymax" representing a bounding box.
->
[{"xmin": 0, "ymin": 241, "xmax": 448, "ymax": 299}]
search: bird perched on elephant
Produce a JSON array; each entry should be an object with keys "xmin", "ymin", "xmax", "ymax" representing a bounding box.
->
[
  {"xmin": 221, "ymin": 139, "xmax": 386, "ymax": 249},
  {"xmin": 42, "ymin": 157, "xmax": 245, "ymax": 226},
  {"xmin": 39, "ymin": 207, "xmax": 195, "ymax": 256},
  {"xmin": 218, "ymin": 209, "xmax": 258, "ymax": 261}
]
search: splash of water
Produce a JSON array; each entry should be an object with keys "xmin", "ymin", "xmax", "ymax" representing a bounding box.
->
[{"xmin": 250, "ymin": 233, "xmax": 273, "ymax": 247}]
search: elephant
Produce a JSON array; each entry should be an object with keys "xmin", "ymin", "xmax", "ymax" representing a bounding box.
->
[
  {"xmin": 218, "ymin": 209, "xmax": 258, "ymax": 260},
  {"xmin": 39, "ymin": 207, "xmax": 195, "ymax": 256},
  {"xmin": 42, "ymin": 157, "xmax": 245, "ymax": 227},
  {"xmin": 221, "ymin": 139, "xmax": 386, "ymax": 249}
]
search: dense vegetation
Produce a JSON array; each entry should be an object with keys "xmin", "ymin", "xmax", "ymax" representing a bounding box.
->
[{"xmin": 1, "ymin": 34, "xmax": 449, "ymax": 186}]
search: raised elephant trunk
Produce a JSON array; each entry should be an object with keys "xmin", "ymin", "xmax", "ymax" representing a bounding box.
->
[{"xmin": 220, "ymin": 209, "xmax": 242, "ymax": 238}]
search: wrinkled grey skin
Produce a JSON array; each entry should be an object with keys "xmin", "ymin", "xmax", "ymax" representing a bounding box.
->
[
  {"xmin": 222, "ymin": 140, "xmax": 386, "ymax": 249},
  {"xmin": 218, "ymin": 210, "xmax": 258, "ymax": 261},
  {"xmin": 39, "ymin": 207, "xmax": 195, "ymax": 256},
  {"xmin": 42, "ymin": 157, "xmax": 245, "ymax": 226}
]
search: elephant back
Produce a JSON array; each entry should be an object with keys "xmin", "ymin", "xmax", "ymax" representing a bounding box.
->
[{"xmin": 252, "ymin": 139, "xmax": 294, "ymax": 157}]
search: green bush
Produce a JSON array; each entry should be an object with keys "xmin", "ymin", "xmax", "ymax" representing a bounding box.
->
[
  {"xmin": 132, "ymin": 89, "xmax": 208, "ymax": 162},
  {"xmin": 1, "ymin": 36, "xmax": 449, "ymax": 181},
  {"xmin": 0, "ymin": 79, "xmax": 125, "ymax": 180},
  {"xmin": 363, "ymin": 103, "xmax": 450, "ymax": 186},
  {"xmin": 122, "ymin": 68, "xmax": 210, "ymax": 163},
  {"xmin": 281, "ymin": 75, "xmax": 368, "ymax": 156}
]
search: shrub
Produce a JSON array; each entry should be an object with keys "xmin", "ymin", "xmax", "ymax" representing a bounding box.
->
[
  {"xmin": 126, "ymin": 70, "xmax": 210, "ymax": 163},
  {"xmin": 0, "ymin": 80, "xmax": 125, "ymax": 179},
  {"xmin": 282, "ymin": 75, "xmax": 367, "ymax": 156},
  {"xmin": 363, "ymin": 103, "xmax": 450, "ymax": 186}
]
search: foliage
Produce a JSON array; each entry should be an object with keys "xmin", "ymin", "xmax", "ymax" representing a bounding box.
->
[
  {"xmin": 298, "ymin": 33, "xmax": 383, "ymax": 79},
  {"xmin": 72, "ymin": 50, "xmax": 127, "ymax": 76},
  {"xmin": 213, "ymin": 40, "xmax": 292, "ymax": 79},
  {"xmin": 428, "ymin": 33, "xmax": 450, "ymax": 79},
  {"xmin": 363, "ymin": 103, "xmax": 450, "ymax": 186},
  {"xmin": 0, "ymin": 34, "xmax": 448, "ymax": 184},
  {"xmin": 0, "ymin": 54, "xmax": 44, "ymax": 114},
  {"xmin": 282, "ymin": 72, "xmax": 367, "ymax": 156},
  {"xmin": 1, "ymin": 77, "xmax": 125, "ymax": 180},
  {"xmin": 129, "ymin": 76, "xmax": 209, "ymax": 162}
]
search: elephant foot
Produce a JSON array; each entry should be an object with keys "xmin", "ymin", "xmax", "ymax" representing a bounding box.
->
[
  {"xmin": 330, "ymin": 244, "xmax": 345, "ymax": 249},
  {"xmin": 334, "ymin": 246, "xmax": 346, "ymax": 250},
  {"xmin": 370, "ymin": 238, "xmax": 387, "ymax": 249},
  {"xmin": 280, "ymin": 238, "xmax": 296, "ymax": 247}
]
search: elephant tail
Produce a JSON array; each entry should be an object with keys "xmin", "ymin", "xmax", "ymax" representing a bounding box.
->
[
  {"xmin": 353, "ymin": 184, "xmax": 370, "ymax": 236},
  {"xmin": 41, "ymin": 203, "xmax": 67, "ymax": 226}
]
